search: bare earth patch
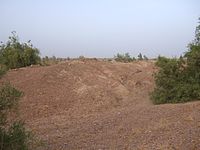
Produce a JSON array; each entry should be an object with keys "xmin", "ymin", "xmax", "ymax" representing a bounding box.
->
[{"xmin": 1, "ymin": 60, "xmax": 200, "ymax": 150}]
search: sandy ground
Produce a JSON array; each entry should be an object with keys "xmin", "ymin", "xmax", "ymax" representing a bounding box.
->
[{"xmin": 1, "ymin": 59, "xmax": 200, "ymax": 150}]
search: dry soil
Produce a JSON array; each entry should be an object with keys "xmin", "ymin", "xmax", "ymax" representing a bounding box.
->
[{"xmin": 1, "ymin": 59, "xmax": 200, "ymax": 150}]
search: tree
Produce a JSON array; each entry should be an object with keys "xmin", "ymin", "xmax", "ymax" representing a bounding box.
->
[
  {"xmin": 137, "ymin": 53, "xmax": 143, "ymax": 60},
  {"xmin": 151, "ymin": 18, "xmax": 200, "ymax": 104},
  {"xmin": 0, "ymin": 32, "xmax": 41, "ymax": 69}
]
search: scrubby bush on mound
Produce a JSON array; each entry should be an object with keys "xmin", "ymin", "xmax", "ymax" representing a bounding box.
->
[
  {"xmin": 0, "ymin": 31, "xmax": 41, "ymax": 69},
  {"xmin": 151, "ymin": 18, "xmax": 200, "ymax": 104},
  {"xmin": 0, "ymin": 83, "xmax": 33, "ymax": 150}
]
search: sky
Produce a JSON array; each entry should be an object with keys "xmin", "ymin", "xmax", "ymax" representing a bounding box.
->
[{"xmin": 0, "ymin": 0, "xmax": 200, "ymax": 58}]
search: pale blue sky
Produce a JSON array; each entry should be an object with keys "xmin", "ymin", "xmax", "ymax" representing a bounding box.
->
[{"xmin": 0, "ymin": 0, "xmax": 200, "ymax": 58}]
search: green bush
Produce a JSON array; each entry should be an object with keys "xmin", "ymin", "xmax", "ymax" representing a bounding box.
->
[
  {"xmin": 151, "ymin": 56, "xmax": 190, "ymax": 104},
  {"xmin": 0, "ymin": 31, "xmax": 41, "ymax": 69},
  {"xmin": 0, "ymin": 84, "xmax": 32, "ymax": 150},
  {"xmin": 151, "ymin": 18, "xmax": 200, "ymax": 104}
]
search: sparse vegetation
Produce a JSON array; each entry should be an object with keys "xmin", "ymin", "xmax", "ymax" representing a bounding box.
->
[
  {"xmin": 114, "ymin": 53, "xmax": 133, "ymax": 62},
  {"xmin": 151, "ymin": 18, "xmax": 200, "ymax": 104},
  {"xmin": 41, "ymin": 55, "xmax": 66, "ymax": 66},
  {"xmin": 0, "ymin": 83, "xmax": 32, "ymax": 150},
  {"xmin": 137, "ymin": 53, "xmax": 148, "ymax": 60},
  {"xmin": 79, "ymin": 55, "xmax": 85, "ymax": 60},
  {"xmin": 0, "ymin": 31, "xmax": 41, "ymax": 69},
  {"xmin": 0, "ymin": 32, "xmax": 43, "ymax": 149},
  {"xmin": 114, "ymin": 52, "xmax": 147, "ymax": 62}
]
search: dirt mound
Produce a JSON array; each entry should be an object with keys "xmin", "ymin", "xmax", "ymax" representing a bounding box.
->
[{"xmin": 1, "ymin": 60, "xmax": 200, "ymax": 149}]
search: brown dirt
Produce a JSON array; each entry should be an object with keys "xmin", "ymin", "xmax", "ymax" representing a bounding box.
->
[{"xmin": 1, "ymin": 60, "xmax": 200, "ymax": 150}]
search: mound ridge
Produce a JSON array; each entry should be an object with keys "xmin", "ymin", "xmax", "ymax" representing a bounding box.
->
[{"xmin": 1, "ymin": 60, "xmax": 200, "ymax": 149}]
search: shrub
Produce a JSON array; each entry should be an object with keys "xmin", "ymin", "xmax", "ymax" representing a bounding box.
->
[
  {"xmin": 0, "ymin": 31, "xmax": 41, "ymax": 69},
  {"xmin": 0, "ymin": 84, "xmax": 32, "ymax": 150},
  {"xmin": 0, "ymin": 121, "xmax": 31, "ymax": 150},
  {"xmin": 0, "ymin": 65, "xmax": 7, "ymax": 78},
  {"xmin": 151, "ymin": 18, "xmax": 200, "ymax": 104},
  {"xmin": 151, "ymin": 56, "xmax": 189, "ymax": 104}
]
